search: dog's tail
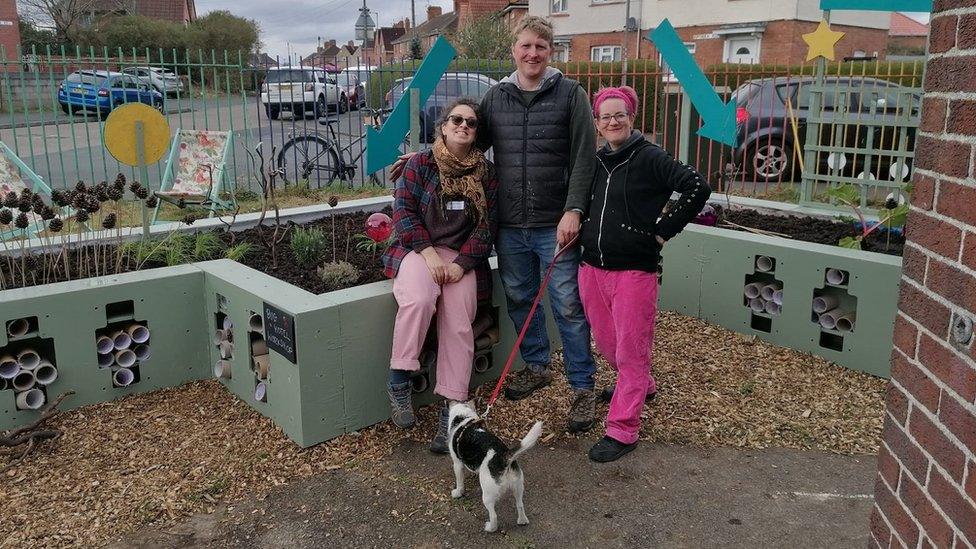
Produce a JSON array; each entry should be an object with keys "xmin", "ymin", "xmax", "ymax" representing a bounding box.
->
[{"xmin": 508, "ymin": 421, "xmax": 544, "ymax": 463}]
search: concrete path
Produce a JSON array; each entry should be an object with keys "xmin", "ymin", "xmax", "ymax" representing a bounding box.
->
[{"xmin": 114, "ymin": 439, "xmax": 877, "ymax": 549}]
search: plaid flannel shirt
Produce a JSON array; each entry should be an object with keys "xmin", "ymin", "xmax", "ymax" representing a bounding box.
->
[{"xmin": 381, "ymin": 149, "xmax": 498, "ymax": 301}]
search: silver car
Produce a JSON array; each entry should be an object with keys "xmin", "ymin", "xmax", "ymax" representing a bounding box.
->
[{"xmin": 122, "ymin": 67, "xmax": 185, "ymax": 96}]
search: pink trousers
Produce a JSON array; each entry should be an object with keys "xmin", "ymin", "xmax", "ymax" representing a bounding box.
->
[
  {"xmin": 390, "ymin": 247, "xmax": 477, "ymax": 401},
  {"xmin": 578, "ymin": 264, "xmax": 658, "ymax": 445}
]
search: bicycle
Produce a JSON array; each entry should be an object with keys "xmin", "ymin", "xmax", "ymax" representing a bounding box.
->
[{"xmin": 276, "ymin": 107, "xmax": 405, "ymax": 187}]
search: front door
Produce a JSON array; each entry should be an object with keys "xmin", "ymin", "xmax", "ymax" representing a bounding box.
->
[{"xmin": 726, "ymin": 36, "xmax": 760, "ymax": 64}]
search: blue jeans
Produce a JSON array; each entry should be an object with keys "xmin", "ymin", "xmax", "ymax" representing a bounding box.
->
[{"xmin": 496, "ymin": 226, "xmax": 596, "ymax": 390}]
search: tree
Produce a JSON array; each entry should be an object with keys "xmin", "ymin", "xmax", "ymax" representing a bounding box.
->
[
  {"xmin": 409, "ymin": 35, "xmax": 424, "ymax": 60},
  {"xmin": 17, "ymin": 0, "xmax": 101, "ymax": 41},
  {"xmin": 185, "ymin": 11, "xmax": 261, "ymax": 57},
  {"xmin": 454, "ymin": 15, "xmax": 511, "ymax": 60},
  {"xmin": 19, "ymin": 17, "xmax": 60, "ymax": 51}
]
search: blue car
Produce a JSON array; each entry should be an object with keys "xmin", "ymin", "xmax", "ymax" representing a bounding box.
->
[{"xmin": 58, "ymin": 70, "xmax": 164, "ymax": 119}]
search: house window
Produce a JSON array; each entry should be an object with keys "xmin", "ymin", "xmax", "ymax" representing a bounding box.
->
[
  {"xmin": 591, "ymin": 46, "xmax": 621, "ymax": 62},
  {"xmin": 551, "ymin": 0, "xmax": 567, "ymax": 13},
  {"xmin": 660, "ymin": 42, "xmax": 696, "ymax": 79}
]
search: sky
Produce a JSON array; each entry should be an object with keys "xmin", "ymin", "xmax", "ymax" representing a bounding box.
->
[
  {"xmin": 199, "ymin": 0, "xmax": 455, "ymax": 62},
  {"xmin": 199, "ymin": 1, "xmax": 933, "ymax": 61}
]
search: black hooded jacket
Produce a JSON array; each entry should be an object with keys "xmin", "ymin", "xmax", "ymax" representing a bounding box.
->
[{"xmin": 579, "ymin": 131, "xmax": 712, "ymax": 272}]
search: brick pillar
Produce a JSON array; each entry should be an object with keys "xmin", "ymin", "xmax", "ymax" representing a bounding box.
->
[
  {"xmin": 0, "ymin": 0, "xmax": 20, "ymax": 64},
  {"xmin": 870, "ymin": 2, "xmax": 976, "ymax": 548}
]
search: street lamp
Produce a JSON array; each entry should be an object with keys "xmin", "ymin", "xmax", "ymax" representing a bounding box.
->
[{"xmin": 355, "ymin": 0, "xmax": 377, "ymax": 51}]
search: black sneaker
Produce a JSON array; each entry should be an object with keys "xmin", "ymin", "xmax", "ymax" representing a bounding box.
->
[
  {"xmin": 429, "ymin": 405, "xmax": 449, "ymax": 454},
  {"xmin": 599, "ymin": 384, "xmax": 658, "ymax": 403},
  {"xmin": 504, "ymin": 367, "xmax": 552, "ymax": 401},
  {"xmin": 567, "ymin": 388, "xmax": 596, "ymax": 433},
  {"xmin": 588, "ymin": 436, "xmax": 637, "ymax": 463}
]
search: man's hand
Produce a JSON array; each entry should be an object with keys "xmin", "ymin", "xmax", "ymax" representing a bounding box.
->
[
  {"xmin": 420, "ymin": 248, "xmax": 448, "ymax": 284},
  {"xmin": 388, "ymin": 152, "xmax": 418, "ymax": 182},
  {"xmin": 444, "ymin": 263, "xmax": 465, "ymax": 284},
  {"xmin": 556, "ymin": 211, "xmax": 581, "ymax": 248}
]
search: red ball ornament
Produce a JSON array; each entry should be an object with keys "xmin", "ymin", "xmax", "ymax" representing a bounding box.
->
[{"xmin": 365, "ymin": 212, "xmax": 393, "ymax": 242}]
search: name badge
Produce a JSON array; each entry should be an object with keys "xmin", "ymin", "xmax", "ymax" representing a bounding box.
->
[{"xmin": 447, "ymin": 200, "xmax": 465, "ymax": 211}]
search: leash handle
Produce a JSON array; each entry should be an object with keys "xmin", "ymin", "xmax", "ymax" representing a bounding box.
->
[{"xmin": 484, "ymin": 234, "xmax": 579, "ymax": 412}]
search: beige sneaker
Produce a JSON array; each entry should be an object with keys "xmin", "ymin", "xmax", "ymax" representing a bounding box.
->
[
  {"xmin": 503, "ymin": 367, "xmax": 552, "ymax": 401},
  {"xmin": 567, "ymin": 388, "xmax": 596, "ymax": 433}
]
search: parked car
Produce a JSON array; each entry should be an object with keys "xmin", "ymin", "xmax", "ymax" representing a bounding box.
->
[
  {"xmin": 385, "ymin": 72, "xmax": 497, "ymax": 143},
  {"xmin": 336, "ymin": 71, "xmax": 367, "ymax": 110},
  {"xmin": 121, "ymin": 66, "xmax": 185, "ymax": 96},
  {"xmin": 730, "ymin": 76, "xmax": 920, "ymax": 182},
  {"xmin": 57, "ymin": 70, "xmax": 164, "ymax": 119},
  {"xmin": 261, "ymin": 67, "xmax": 345, "ymax": 120}
]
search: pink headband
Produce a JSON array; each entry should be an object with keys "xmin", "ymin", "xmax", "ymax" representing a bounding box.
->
[{"xmin": 592, "ymin": 86, "xmax": 638, "ymax": 118}]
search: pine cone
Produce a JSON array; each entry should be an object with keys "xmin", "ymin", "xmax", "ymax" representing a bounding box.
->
[
  {"xmin": 14, "ymin": 212, "xmax": 30, "ymax": 229},
  {"xmin": 114, "ymin": 173, "xmax": 126, "ymax": 189},
  {"xmin": 18, "ymin": 195, "xmax": 32, "ymax": 213},
  {"xmin": 31, "ymin": 194, "xmax": 44, "ymax": 210},
  {"xmin": 72, "ymin": 192, "xmax": 87, "ymax": 209},
  {"xmin": 129, "ymin": 181, "xmax": 142, "ymax": 193},
  {"xmin": 84, "ymin": 197, "xmax": 100, "ymax": 213},
  {"xmin": 145, "ymin": 196, "xmax": 159, "ymax": 208},
  {"xmin": 0, "ymin": 209, "xmax": 12, "ymax": 225},
  {"xmin": 74, "ymin": 181, "xmax": 87, "ymax": 193},
  {"xmin": 40, "ymin": 206, "xmax": 55, "ymax": 221},
  {"xmin": 102, "ymin": 213, "xmax": 117, "ymax": 230},
  {"xmin": 177, "ymin": 198, "xmax": 187, "ymax": 209},
  {"xmin": 48, "ymin": 217, "xmax": 64, "ymax": 232},
  {"xmin": 182, "ymin": 214, "xmax": 196, "ymax": 226},
  {"xmin": 51, "ymin": 189, "xmax": 67, "ymax": 207},
  {"xmin": 885, "ymin": 197, "xmax": 899, "ymax": 210},
  {"xmin": 75, "ymin": 210, "xmax": 90, "ymax": 223},
  {"xmin": 328, "ymin": 195, "xmax": 339, "ymax": 207},
  {"xmin": 134, "ymin": 186, "xmax": 149, "ymax": 199},
  {"xmin": 24, "ymin": 254, "xmax": 38, "ymax": 272},
  {"xmin": 108, "ymin": 187, "xmax": 124, "ymax": 202},
  {"xmin": 3, "ymin": 192, "xmax": 17, "ymax": 208}
]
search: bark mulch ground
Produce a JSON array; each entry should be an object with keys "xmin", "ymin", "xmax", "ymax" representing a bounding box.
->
[{"xmin": 0, "ymin": 311, "xmax": 886, "ymax": 549}]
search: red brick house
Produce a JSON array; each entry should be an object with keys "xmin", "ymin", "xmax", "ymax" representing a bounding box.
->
[
  {"xmin": 888, "ymin": 12, "xmax": 929, "ymax": 56},
  {"xmin": 391, "ymin": 6, "xmax": 458, "ymax": 60},
  {"xmin": 371, "ymin": 20, "xmax": 409, "ymax": 64},
  {"xmin": 84, "ymin": 0, "xmax": 197, "ymax": 26}
]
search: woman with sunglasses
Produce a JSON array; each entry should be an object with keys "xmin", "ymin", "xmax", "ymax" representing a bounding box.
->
[
  {"xmin": 579, "ymin": 86, "xmax": 711, "ymax": 462},
  {"xmin": 381, "ymin": 98, "xmax": 498, "ymax": 453}
]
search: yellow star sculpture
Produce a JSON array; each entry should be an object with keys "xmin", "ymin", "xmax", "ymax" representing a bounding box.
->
[{"xmin": 803, "ymin": 20, "xmax": 845, "ymax": 62}]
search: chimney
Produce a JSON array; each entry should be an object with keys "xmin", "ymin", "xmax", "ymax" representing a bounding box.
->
[
  {"xmin": 329, "ymin": 39, "xmax": 336, "ymax": 47},
  {"xmin": 427, "ymin": 6, "xmax": 442, "ymax": 21},
  {"xmin": 405, "ymin": 17, "xmax": 411, "ymax": 29},
  {"xmin": 348, "ymin": 40, "xmax": 355, "ymax": 47}
]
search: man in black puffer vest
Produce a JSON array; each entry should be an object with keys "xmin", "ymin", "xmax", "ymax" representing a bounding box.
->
[{"xmin": 476, "ymin": 16, "xmax": 598, "ymax": 434}]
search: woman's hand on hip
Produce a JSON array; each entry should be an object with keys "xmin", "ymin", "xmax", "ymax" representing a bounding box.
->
[{"xmin": 444, "ymin": 263, "xmax": 465, "ymax": 284}]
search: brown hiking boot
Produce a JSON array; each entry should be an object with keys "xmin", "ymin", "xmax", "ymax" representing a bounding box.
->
[
  {"xmin": 567, "ymin": 388, "xmax": 596, "ymax": 433},
  {"xmin": 503, "ymin": 367, "xmax": 552, "ymax": 401}
]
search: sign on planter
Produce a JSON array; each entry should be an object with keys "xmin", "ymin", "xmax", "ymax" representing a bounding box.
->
[{"xmin": 263, "ymin": 303, "xmax": 297, "ymax": 364}]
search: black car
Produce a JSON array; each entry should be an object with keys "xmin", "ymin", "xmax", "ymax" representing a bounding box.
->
[{"xmin": 730, "ymin": 76, "xmax": 920, "ymax": 182}]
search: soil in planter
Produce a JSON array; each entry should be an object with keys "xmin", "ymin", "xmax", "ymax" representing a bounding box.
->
[{"xmin": 721, "ymin": 209, "xmax": 905, "ymax": 257}]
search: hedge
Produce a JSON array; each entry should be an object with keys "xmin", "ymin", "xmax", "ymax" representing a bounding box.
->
[{"xmin": 705, "ymin": 60, "xmax": 925, "ymax": 90}]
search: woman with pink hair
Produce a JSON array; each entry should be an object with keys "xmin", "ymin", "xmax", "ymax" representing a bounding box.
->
[{"xmin": 578, "ymin": 86, "xmax": 711, "ymax": 462}]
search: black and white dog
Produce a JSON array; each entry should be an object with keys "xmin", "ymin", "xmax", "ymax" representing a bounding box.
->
[{"xmin": 447, "ymin": 401, "xmax": 544, "ymax": 532}]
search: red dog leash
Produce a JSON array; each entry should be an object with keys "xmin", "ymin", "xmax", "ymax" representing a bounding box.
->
[{"xmin": 482, "ymin": 234, "xmax": 579, "ymax": 419}]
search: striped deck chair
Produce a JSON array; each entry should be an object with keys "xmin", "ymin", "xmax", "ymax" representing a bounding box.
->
[
  {"xmin": 0, "ymin": 141, "xmax": 54, "ymax": 240},
  {"xmin": 152, "ymin": 129, "xmax": 235, "ymax": 223}
]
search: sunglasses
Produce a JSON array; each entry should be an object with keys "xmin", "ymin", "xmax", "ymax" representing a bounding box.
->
[{"xmin": 447, "ymin": 114, "xmax": 478, "ymax": 129}]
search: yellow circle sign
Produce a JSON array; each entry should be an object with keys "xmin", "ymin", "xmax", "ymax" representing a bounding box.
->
[{"xmin": 103, "ymin": 103, "xmax": 171, "ymax": 167}]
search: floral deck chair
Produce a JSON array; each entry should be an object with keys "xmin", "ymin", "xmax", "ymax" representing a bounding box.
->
[
  {"xmin": 0, "ymin": 141, "xmax": 56, "ymax": 240},
  {"xmin": 152, "ymin": 129, "xmax": 235, "ymax": 223}
]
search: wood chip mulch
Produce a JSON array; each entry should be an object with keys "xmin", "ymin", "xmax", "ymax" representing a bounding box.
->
[{"xmin": 0, "ymin": 311, "xmax": 887, "ymax": 548}]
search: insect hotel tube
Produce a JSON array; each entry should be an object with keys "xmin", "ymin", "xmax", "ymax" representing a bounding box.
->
[
  {"xmin": 773, "ymin": 289, "xmax": 785, "ymax": 306},
  {"xmin": 248, "ymin": 313, "xmax": 264, "ymax": 333},
  {"xmin": 0, "ymin": 377, "xmax": 9, "ymax": 391},
  {"xmin": 96, "ymin": 335, "xmax": 115, "ymax": 354},
  {"xmin": 34, "ymin": 362, "xmax": 58, "ymax": 385},
  {"xmin": 473, "ymin": 354, "xmax": 490, "ymax": 373},
  {"xmin": 760, "ymin": 282, "xmax": 782, "ymax": 301},
  {"xmin": 743, "ymin": 283, "xmax": 763, "ymax": 299},
  {"xmin": 97, "ymin": 352, "xmax": 115, "ymax": 368},
  {"xmin": 0, "ymin": 356, "xmax": 18, "ymax": 379},
  {"xmin": 110, "ymin": 330, "xmax": 132, "ymax": 351},
  {"xmin": 221, "ymin": 316, "xmax": 234, "ymax": 331},
  {"xmin": 755, "ymin": 256, "xmax": 775, "ymax": 272},
  {"xmin": 213, "ymin": 360, "xmax": 232, "ymax": 379},
  {"xmin": 812, "ymin": 295, "xmax": 839, "ymax": 314},
  {"xmin": 114, "ymin": 349, "xmax": 137, "ymax": 369},
  {"xmin": 133, "ymin": 344, "xmax": 152, "ymax": 362},
  {"xmin": 6, "ymin": 318, "xmax": 30, "ymax": 338},
  {"xmin": 836, "ymin": 312, "xmax": 857, "ymax": 333},
  {"xmin": 410, "ymin": 372, "xmax": 430, "ymax": 393},
  {"xmin": 113, "ymin": 367, "xmax": 136, "ymax": 387},
  {"xmin": 254, "ymin": 381, "xmax": 267, "ymax": 402},
  {"xmin": 126, "ymin": 323, "xmax": 150, "ymax": 344},
  {"xmin": 253, "ymin": 354, "xmax": 270, "ymax": 380},
  {"xmin": 16, "ymin": 349, "xmax": 40, "ymax": 371},
  {"xmin": 219, "ymin": 341, "xmax": 234, "ymax": 360},
  {"xmin": 819, "ymin": 309, "xmax": 847, "ymax": 331},
  {"xmin": 826, "ymin": 268, "xmax": 847, "ymax": 285},
  {"xmin": 16, "ymin": 388, "xmax": 45, "ymax": 410},
  {"xmin": 749, "ymin": 297, "xmax": 766, "ymax": 313},
  {"xmin": 764, "ymin": 300, "xmax": 782, "ymax": 316},
  {"xmin": 12, "ymin": 369, "xmax": 36, "ymax": 392},
  {"xmin": 213, "ymin": 329, "xmax": 227, "ymax": 345},
  {"xmin": 250, "ymin": 336, "xmax": 268, "ymax": 357},
  {"xmin": 474, "ymin": 334, "xmax": 492, "ymax": 353}
]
